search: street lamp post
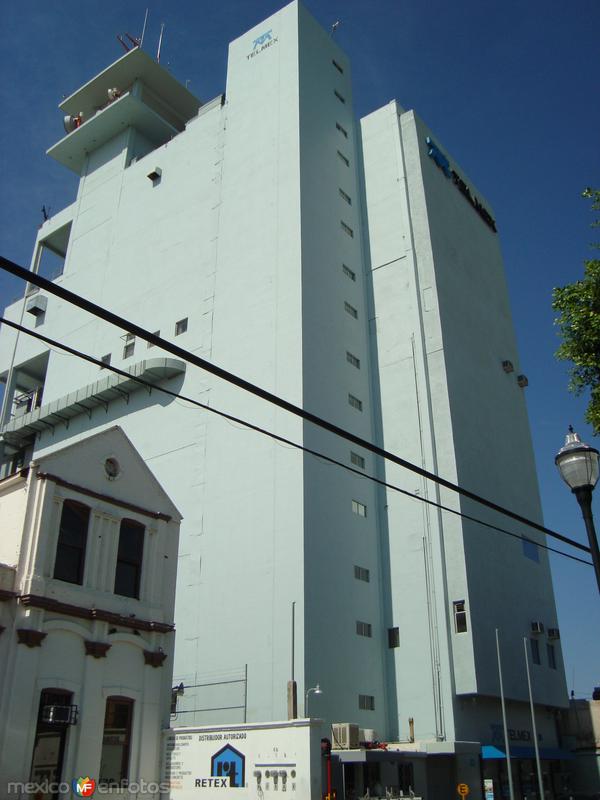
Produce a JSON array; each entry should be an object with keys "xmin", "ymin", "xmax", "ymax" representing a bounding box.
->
[
  {"xmin": 305, "ymin": 684, "xmax": 322, "ymax": 717},
  {"xmin": 555, "ymin": 426, "xmax": 600, "ymax": 594}
]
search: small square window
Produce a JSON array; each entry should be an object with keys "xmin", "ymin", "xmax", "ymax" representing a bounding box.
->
[
  {"xmin": 359, "ymin": 694, "xmax": 375, "ymax": 711},
  {"xmin": 175, "ymin": 318, "xmax": 188, "ymax": 336},
  {"xmin": 348, "ymin": 394, "xmax": 363, "ymax": 412},
  {"xmin": 344, "ymin": 301, "xmax": 358, "ymax": 319},
  {"xmin": 354, "ymin": 565, "xmax": 370, "ymax": 582},
  {"xmin": 356, "ymin": 620, "xmax": 372, "ymax": 637},
  {"xmin": 341, "ymin": 221, "xmax": 354, "ymax": 237},
  {"xmin": 342, "ymin": 264, "xmax": 356, "ymax": 281},
  {"xmin": 100, "ymin": 354, "xmax": 111, "ymax": 370},
  {"xmin": 334, "ymin": 89, "xmax": 346, "ymax": 104},
  {"xmin": 388, "ymin": 627, "xmax": 400, "ymax": 648},
  {"xmin": 147, "ymin": 331, "xmax": 160, "ymax": 348},
  {"xmin": 332, "ymin": 59, "xmax": 344, "ymax": 74},
  {"xmin": 336, "ymin": 122, "xmax": 348, "ymax": 139},
  {"xmin": 339, "ymin": 188, "xmax": 352, "ymax": 205},
  {"xmin": 453, "ymin": 600, "xmax": 467, "ymax": 633},
  {"xmin": 352, "ymin": 499, "xmax": 367, "ymax": 517},
  {"xmin": 547, "ymin": 643, "xmax": 556, "ymax": 670},
  {"xmin": 337, "ymin": 150, "xmax": 350, "ymax": 167},
  {"xmin": 530, "ymin": 638, "xmax": 541, "ymax": 665},
  {"xmin": 346, "ymin": 352, "xmax": 360, "ymax": 369},
  {"xmin": 350, "ymin": 451, "xmax": 365, "ymax": 469},
  {"xmin": 123, "ymin": 342, "xmax": 135, "ymax": 359}
]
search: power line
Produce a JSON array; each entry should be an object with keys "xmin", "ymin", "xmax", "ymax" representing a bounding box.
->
[
  {"xmin": 0, "ymin": 316, "xmax": 592, "ymax": 568},
  {"xmin": 0, "ymin": 255, "xmax": 589, "ymax": 554}
]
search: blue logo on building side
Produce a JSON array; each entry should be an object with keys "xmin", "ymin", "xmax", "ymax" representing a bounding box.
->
[
  {"xmin": 211, "ymin": 744, "xmax": 245, "ymax": 788},
  {"xmin": 426, "ymin": 136, "xmax": 451, "ymax": 178},
  {"xmin": 252, "ymin": 29, "xmax": 273, "ymax": 49}
]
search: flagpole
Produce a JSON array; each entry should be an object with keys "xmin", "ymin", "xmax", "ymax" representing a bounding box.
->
[
  {"xmin": 523, "ymin": 637, "xmax": 545, "ymax": 799},
  {"xmin": 496, "ymin": 629, "xmax": 515, "ymax": 800}
]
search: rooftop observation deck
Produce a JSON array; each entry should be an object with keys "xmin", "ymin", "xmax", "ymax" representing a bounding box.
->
[{"xmin": 47, "ymin": 47, "xmax": 201, "ymax": 174}]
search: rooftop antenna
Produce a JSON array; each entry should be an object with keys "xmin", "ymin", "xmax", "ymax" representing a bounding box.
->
[
  {"xmin": 330, "ymin": 20, "xmax": 341, "ymax": 37},
  {"xmin": 156, "ymin": 22, "xmax": 165, "ymax": 63},
  {"xmin": 140, "ymin": 8, "xmax": 149, "ymax": 49}
]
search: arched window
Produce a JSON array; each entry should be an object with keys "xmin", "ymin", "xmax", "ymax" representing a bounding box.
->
[
  {"xmin": 53, "ymin": 500, "xmax": 90, "ymax": 585},
  {"xmin": 114, "ymin": 518, "xmax": 145, "ymax": 599},
  {"xmin": 99, "ymin": 696, "xmax": 134, "ymax": 787},
  {"xmin": 30, "ymin": 689, "xmax": 73, "ymax": 793}
]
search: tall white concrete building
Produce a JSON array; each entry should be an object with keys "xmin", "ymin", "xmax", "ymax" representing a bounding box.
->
[{"xmin": 0, "ymin": 2, "xmax": 570, "ymax": 796}]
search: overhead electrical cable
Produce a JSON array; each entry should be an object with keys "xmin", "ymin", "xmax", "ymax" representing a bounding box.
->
[
  {"xmin": 0, "ymin": 315, "xmax": 592, "ymax": 568},
  {"xmin": 0, "ymin": 255, "xmax": 589, "ymax": 554}
]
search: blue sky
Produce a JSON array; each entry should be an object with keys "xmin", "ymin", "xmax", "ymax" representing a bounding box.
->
[{"xmin": 1, "ymin": 1, "xmax": 599, "ymax": 695}]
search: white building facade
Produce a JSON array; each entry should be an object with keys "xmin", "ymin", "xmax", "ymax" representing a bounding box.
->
[
  {"xmin": 0, "ymin": 3, "xmax": 570, "ymax": 797},
  {"xmin": 0, "ymin": 427, "xmax": 181, "ymax": 796}
]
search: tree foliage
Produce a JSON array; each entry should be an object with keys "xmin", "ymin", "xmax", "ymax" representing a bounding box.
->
[{"xmin": 552, "ymin": 188, "xmax": 600, "ymax": 434}]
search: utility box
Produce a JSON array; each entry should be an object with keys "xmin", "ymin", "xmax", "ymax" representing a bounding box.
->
[{"xmin": 162, "ymin": 719, "xmax": 325, "ymax": 798}]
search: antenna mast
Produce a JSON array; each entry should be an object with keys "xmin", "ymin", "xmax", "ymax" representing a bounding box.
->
[
  {"xmin": 156, "ymin": 23, "xmax": 165, "ymax": 63},
  {"xmin": 140, "ymin": 8, "xmax": 149, "ymax": 49}
]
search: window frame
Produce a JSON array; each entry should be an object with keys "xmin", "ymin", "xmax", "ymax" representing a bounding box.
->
[
  {"xmin": 356, "ymin": 620, "xmax": 372, "ymax": 638},
  {"xmin": 175, "ymin": 317, "xmax": 188, "ymax": 336},
  {"xmin": 359, "ymin": 694, "xmax": 375, "ymax": 711},
  {"xmin": 530, "ymin": 637, "xmax": 541, "ymax": 665},
  {"xmin": 453, "ymin": 600, "xmax": 468, "ymax": 633},
  {"xmin": 114, "ymin": 518, "xmax": 145, "ymax": 599},
  {"xmin": 352, "ymin": 499, "xmax": 367, "ymax": 517},
  {"xmin": 99, "ymin": 696, "xmax": 134, "ymax": 787},
  {"xmin": 354, "ymin": 564, "xmax": 370, "ymax": 582},
  {"xmin": 53, "ymin": 499, "xmax": 90, "ymax": 586},
  {"xmin": 348, "ymin": 394, "xmax": 363, "ymax": 411},
  {"xmin": 350, "ymin": 451, "xmax": 365, "ymax": 469}
]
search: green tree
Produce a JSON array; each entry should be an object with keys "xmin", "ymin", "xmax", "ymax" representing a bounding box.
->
[{"xmin": 552, "ymin": 188, "xmax": 600, "ymax": 434}]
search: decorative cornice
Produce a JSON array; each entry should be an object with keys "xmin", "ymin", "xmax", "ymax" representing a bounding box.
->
[
  {"xmin": 17, "ymin": 628, "xmax": 47, "ymax": 648},
  {"xmin": 36, "ymin": 472, "xmax": 172, "ymax": 521},
  {"xmin": 143, "ymin": 649, "xmax": 168, "ymax": 668},
  {"xmin": 84, "ymin": 640, "xmax": 111, "ymax": 658},
  {"xmin": 18, "ymin": 594, "xmax": 174, "ymax": 634}
]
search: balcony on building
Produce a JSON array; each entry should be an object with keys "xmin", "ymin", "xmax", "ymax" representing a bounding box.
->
[{"xmin": 47, "ymin": 47, "xmax": 201, "ymax": 174}]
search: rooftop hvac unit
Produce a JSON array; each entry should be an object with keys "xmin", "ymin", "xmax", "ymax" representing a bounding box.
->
[
  {"xmin": 531, "ymin": 621, "xmax": 545, "ymax": 635},
  {"xmin": 548, "ymin": 628, "xmax": 560, "ymax": 640},
  {"xmin": 331, "ymin": 723, "xmax": 359, "ymax": 750},
  {"xmin": 361, "ymin": 728, "xmax": 377, "ymax": 743}
]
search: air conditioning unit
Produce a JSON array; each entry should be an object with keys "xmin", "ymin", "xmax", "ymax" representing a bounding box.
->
[
  {"xmin": 42, "ymin": 704, "xmax": 78, "ymax": 725},
  {"xmin": 502, "ymin": 360, "xmax": 514, "ymax": 373},
  {"xmin": 531, "ymin": 621, "xmax": 545, "ymax": 635},
  {"xmin": 331, "ymin": 723, "xmax": 359, "ymax": 750},
  {"xmin": 361, "ymin": 728, "xmax": 377, "ymax": 743},
  {"xmin": 548, "ymin": 627, "xmax": 560, "ymax": 640},
  {"xmin": 517, "ymin": 374, "xmax": 529, "ymax": 388}
]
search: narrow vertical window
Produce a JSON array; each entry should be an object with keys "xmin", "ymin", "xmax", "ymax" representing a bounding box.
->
[
  {"xmin": 356, "ymin": 621, "xmax": 372, "ymax": 637},
  {"xmin": 547, "ymin": 644, "xmax": 556, "ymax": 669},
  {"xmin": 453, "ymin": 600, "xmax": 467, "ymax": 633},
  {"xmin": 352, "ymin": 499, "xmax": 367, "ymax": 517},
  {"xmin": 354, "ymin": 565, "xmax": 370, "ymax": 582},
  {"xmin": 348, "ymin": 394, "xmax": 363, "ymax": 411},
  {"xmin": 175, "ymin": 318, "xmax": 188, "ymax": 336},
  {"xmin": 336, "ymin": 122, "xmax": 348, "ymax": 138},
  {"xmin": 99, "ymin": 697, "xmax": 134, "ymax": 786},
  {"xmin": 530, "ymin": 638, "xmax": 541, "ymax": 665},
  {"xmin": 54, "ymin": 500, "xmax": 90, "ymax": 585},
  {"xmin": 342, "ymin": 264, "xmax": 356, "ymax": 281},
  {"xmin": 114, "ymin": 519, "xmax": 145, "ymax": 599},
  {"xmin": 359, "ymin": 694, "xmax": 375, "ymax": 710},
  {"xmin": 388, "ymin": 627, "xmax": 400, "ymax": 648}
]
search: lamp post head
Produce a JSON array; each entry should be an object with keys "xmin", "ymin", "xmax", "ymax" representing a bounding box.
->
[{"xmin": 555, "ymin": 427, "xmax": 599, "ymax": 492}]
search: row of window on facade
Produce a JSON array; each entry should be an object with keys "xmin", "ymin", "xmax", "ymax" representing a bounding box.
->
[
  {"xmin": 31, "ymin": 690, "xmax": 134, "ymax": 786},
  {"xmin": 101, "ymin": 317, "xmax": 188, "ymax": 367},
  {"xmin": 55, "ymin": 499, "xmax": 144, "ymax": 598}
]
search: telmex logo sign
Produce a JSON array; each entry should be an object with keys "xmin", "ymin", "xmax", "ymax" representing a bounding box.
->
[
  {"xmin": 195, "ymin": 744, "xmax": 246, "ymax": 789},
  {"xmin": 247, "ymin": 29, "xmax": 279, "ymax": 60},
  {"xmin": 426, "ymin": 136, "xmax": 497, "ymax": 233}
]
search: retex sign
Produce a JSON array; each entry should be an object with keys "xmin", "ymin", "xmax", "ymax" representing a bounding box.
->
[
  {"xmin": 195, "ymin": 744, "xmax": 246, "ymax": 789},
  {"xmin": 426, "ymin": 137, "xmax": 497, "ymax": 233}
]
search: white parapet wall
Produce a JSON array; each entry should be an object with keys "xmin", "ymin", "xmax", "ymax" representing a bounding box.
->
[{"xmin": 162, "ymin": 719, "xmax": 325, "ymax": 799}]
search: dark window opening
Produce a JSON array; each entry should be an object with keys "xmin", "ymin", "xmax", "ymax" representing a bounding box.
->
[
  {"xmin": 30, "ymin": 689, "xmax": 73, "ymax": 798},
  {"xmin": 175, "ymin": 318, "xmax": 188, "ymax": 336},
  {"xmin": 454, "ymin": 600, "xmax": 467, "ymax": 633},
  {"xmin": 388, "ymin": 627, "xmax": 400, "ymax": 648},
  {"xmin": 99, "ymin": 697, "xmax": 134, "ymax": 787},
  {"xmin": 531, "ymin": 637, "xmax": 541, "ymax": 665},
  {"xmin": 54, "ymin": 500, "xmax": 90, "ymax": 585},
  {"xmin": 114, "ymin": 518, "xmax": 145, "ymax": 598}
]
